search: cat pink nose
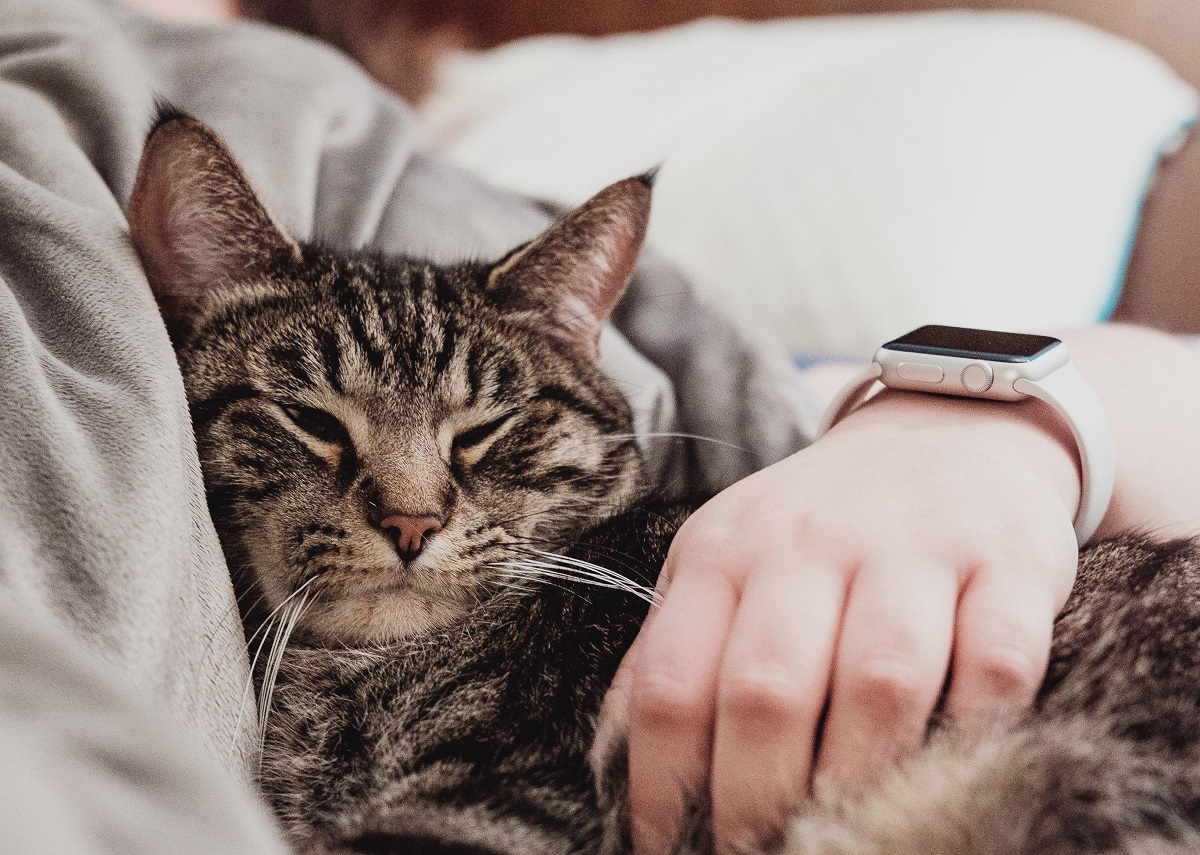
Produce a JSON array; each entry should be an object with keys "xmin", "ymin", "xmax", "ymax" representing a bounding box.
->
[{"xmin": 378, "ymin": 514, "xmax": 443, "ymax": 562}]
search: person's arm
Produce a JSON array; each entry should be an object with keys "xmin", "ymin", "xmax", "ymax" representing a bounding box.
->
[
  {"xmin": 1068, "ymin": 325, "xmax": 1200, "ymax": 538},
  {"xmin": 597, "ymin": 323, "xmax": 1200, "ymax": 855}
]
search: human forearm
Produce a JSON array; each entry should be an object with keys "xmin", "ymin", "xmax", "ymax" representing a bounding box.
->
[
  {"xmin": 615, "ymin": 322, "xmax": 1200, "ymax": 855},
  {"xmin": 804, "ymin": 324, "xmax": 1200, "ymax": 541},
  {"xmin": 1057, "ymin": 324, "xmax": 1200, "ymax": 539}
]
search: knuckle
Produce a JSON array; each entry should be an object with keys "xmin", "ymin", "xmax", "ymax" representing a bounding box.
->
[
  {"xmin": 979, "ymin": 519, "xmax": 1077, "ymax": 578},
  {"xmin": 787, "ymin": 508, "xmax": 859, "ymax": 553},
  {"xmin": 671, "ymin": 527, "xmax": 728, "ymax": 563},
  {"xmin": 631, "ymin": 671, "xmax": 708, "ymax": 732},
  {"xmin": 845, "ymin": 656, "xmax": 931, "ymax": 722},
  {"xmin": 969, "ymin": 645, "xmax": 1043, "ymax": 700},
  {"xmin": 720, "ymin": 669, "xmax": 810, "ymax": 726},
  {"xmin": 1012, "ymin": 539, "xmax": 1076, "ymax": 582},
  {"xmin": 667, "ymin": 515, "xmax": 739, "ymax": 574}
]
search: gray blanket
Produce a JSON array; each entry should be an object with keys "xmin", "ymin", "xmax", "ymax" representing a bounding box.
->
[{"xmin": 0, "ymin": 0, "xmax": 819, "ymax": 851}]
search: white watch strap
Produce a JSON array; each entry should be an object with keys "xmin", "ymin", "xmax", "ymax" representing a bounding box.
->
[
  {"xmin": 1014, "ymin": 362, "xmax": 1114, "ymax": 546},
  {"xmin": 816, "ymin": 362, "xmax": 882, "ymax": 439}
]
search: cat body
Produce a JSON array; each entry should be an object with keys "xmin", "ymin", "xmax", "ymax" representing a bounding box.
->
[
  {"xmin": 262, "ymin": 501, "xmax": 684, "ymax": 855},
  {"xmin": 264, "ymin": 527, "xmax": 1200, "ymax": 855},
  {"xmin": 129, "ymin": 112, "xmax": 1200, "ymax": 855}
]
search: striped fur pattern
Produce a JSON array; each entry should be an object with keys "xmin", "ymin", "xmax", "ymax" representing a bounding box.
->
[
  {"xmin": 261, "ymin": 501, "xmax": 686, "ymax": 855},
  {"xmin": 130, "ymin": 111, "xmax": 648, "ymax": 647},
  {"xmin": 131, "ymin": 115, "xmax": 1200, "ymax": 855},
  {"xmin": 185, "ymin": 241, "xmax": 644, "ymax": 644}
]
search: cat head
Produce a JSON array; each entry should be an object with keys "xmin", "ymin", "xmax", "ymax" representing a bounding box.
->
[{"xmin": 129, "ymin": 112, "xmax": 649, "ymax": 644}]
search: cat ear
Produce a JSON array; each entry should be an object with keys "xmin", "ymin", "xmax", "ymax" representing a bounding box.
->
[
  {"xmin": 486, "ymin": 174, "xmax": 653, "ymax": 360},
  {"xmin": 127, "ymin": 108, "xmax": 302, "ymax": 343}
]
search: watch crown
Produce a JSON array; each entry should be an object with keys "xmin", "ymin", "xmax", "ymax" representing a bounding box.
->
[{"xmin": 961, "ymin": 362, "xmax": 994, "ymax": 393}]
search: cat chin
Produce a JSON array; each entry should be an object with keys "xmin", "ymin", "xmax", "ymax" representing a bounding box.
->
[{"xmin": 299, "ymin": 587, "xmax": 474, "ymax": 645}]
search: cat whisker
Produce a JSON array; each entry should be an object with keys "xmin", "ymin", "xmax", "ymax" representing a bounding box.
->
[
  {"xmin": 534, "ymin": 562, "xmax": 660, "ymax": 606},
  {"xmin": 244, "ymin": 577, "xmax": 319, "ymax": 659},
  {"xmin": 199, "ymin": 588, "xmax": 268, "ymax": 693},
  {"xmin": 489, "ymin": 571, "xmax": 582, "ymax": 604},
  {"xmin": 502, "ymin": 536, "xmax": 657, "ymax": 581},
  {"xmin": 503, "ymin": 566, "xmax": 655, "ymax": 606},
  {"xmin": 490, "ymin": 577, "xmax": 544, "ymax": 598},
  {"xmin": 202, "ymin": 566, "xmax": 279, "ymax": 669},
  {"xmin": 516, "ymin": 550, "xmax": 641, "ymax": 586},
  {"xmin": 605, "ymin": 378, "xmax": 656, "ymax": 393},
  {"xmin": 494, "ymin": 557, "xmax": 660, "ymax": 605},
  {"xmin": 257, "ymin": 588, "xmax": 314, "ymax": 765},
  {"xmin": 489, "ymin": 501, "xmax": 607, "ymax": 531},
  {"xmin": 513, "ymin": 491, "xmax": 632, "ymax": 519},
  {"xmin": 494, "ymin": 563, "xmax": 615, "ymax": 599},
  {"xmin": 234, "ymin": 610, "xmax": 279, "ymax": 758},
  {"xmin": 524, "ymin": 549, "xmax": 661, "ymax": 602},
  {"xmin": 600, "ymin": 432, "xmax": 749, "ymax": 453},
  {"xmin": 233, "ymin": 577, "xmax": 318, "ymax": 756}
]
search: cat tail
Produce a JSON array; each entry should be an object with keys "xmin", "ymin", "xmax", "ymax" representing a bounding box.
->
[
  {"xmin": 776, "ymin": 715, "xmax": 1200, "ymax": 855},
  {"xmin": 596, "ymin": 715, "xmax": 1200, "ymax": 855}
]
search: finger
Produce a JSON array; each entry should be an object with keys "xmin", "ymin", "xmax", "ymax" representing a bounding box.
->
[
  {"xmin": 813, "ymin": 561, "xmax": 956, "ymax": 796},
  {"xmin": 944, "ymin": 566, "xmax": 1057, "ymax": 724},
  {"xmin": 594, "ymin": 616, "xmax": 647, "ymax": 765},
  {"xmin": 710, "ymin": 564, "xmax": 845, "ymax": 853},
  {"xmin": 627, "ymin": 567, "xmax": 737, "ymax": 855},
  {"xmin": 596, "ymin": 546, "xmax": 677, "ymax": 760}
]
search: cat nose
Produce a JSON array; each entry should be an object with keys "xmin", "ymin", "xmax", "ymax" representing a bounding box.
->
[{"xmin": 378, "ymin": 513, "xmax": 443, "ymax": 562}]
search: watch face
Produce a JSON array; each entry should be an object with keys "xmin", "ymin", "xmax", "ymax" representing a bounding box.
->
[{"xmin": 882, "ymin": 325, "xmax": 1061, "ymax": 363}]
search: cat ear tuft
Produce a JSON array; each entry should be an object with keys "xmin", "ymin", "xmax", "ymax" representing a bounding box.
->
[
  {"xmin": 487, "ymin": 176, "xmax": 652, "ymax": 360},
  {"xmin": 127, "ymin": 110, "xmax": 301, "ymax": 343},
  {"xmin": 637, "ymin": 166, "xmax": 661, "ymax": 188}
]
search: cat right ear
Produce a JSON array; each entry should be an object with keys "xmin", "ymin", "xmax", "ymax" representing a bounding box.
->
[
  {"xmin": 485, "ymin": 174, "xmax": 653, "ymax": 361},
  {"xmin": 127, "ymin": 109, "xmax": 302, "ymax": 343}
]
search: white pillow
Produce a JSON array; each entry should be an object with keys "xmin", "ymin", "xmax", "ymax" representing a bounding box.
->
[{"xmin": 418, "ymin": 12, "xmax": 1197, "ymax": 356}]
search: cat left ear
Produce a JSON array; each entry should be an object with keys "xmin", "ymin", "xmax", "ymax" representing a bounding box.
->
[
  {"xmin": 128, "ymin": 108, "xmax": 302, "ymax": 344},
  {"xmin": 486, "ymin": 175, "xmax": 653, "ymax": 360}
]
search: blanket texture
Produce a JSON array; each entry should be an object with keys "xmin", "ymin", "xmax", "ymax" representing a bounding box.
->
[{"xmin": 0, "ymin": 0, "xmax": 819, "ymax": 851}]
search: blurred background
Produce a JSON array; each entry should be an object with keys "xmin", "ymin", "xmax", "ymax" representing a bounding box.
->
[
  {"xmin": 120, "ymin": 0, "xmax": 1200, "ymax": 344},
  {"xmin": 237, "ymin": 0, "xmax": 1199, "ymax": 103}
]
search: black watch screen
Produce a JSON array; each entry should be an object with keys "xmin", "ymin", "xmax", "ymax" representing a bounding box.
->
[{"xmin": 882, "ymin": 325, "xmax": 1061, "ymax": 363}]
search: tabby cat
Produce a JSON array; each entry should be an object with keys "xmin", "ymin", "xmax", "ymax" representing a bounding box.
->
[{"xmin": 129, "ymin": 111, "xmax": 1200, "ymax": 855}]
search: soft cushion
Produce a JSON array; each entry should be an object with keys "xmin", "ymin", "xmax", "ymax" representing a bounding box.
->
[{"xmin": 419, "ymin": 12, "xmax": 1198, "ymax": 355}]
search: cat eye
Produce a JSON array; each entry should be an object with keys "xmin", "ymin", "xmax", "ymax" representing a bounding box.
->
[
  {"xmin": 281, "ymin": 404, "xmax": 351, "ymax": 445},
  {"xmin": 453, "ymin": 414, "xmax": 513, "ymax": 451}
]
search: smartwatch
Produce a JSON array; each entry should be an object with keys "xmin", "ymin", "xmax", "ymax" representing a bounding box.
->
[{"xmin": 818, "ymin": 325, "xmax": 1114, "ymax": 546}]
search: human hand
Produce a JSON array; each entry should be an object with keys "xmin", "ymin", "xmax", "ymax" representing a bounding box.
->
[{"xmin": 595, "ymin": 389, "xmax": 1081, "ymax": 854}]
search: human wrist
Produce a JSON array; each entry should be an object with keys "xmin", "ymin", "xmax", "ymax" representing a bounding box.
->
[{"xmin": 829, "ymin": 388, "xmax": 1082, "ymax": 522}]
